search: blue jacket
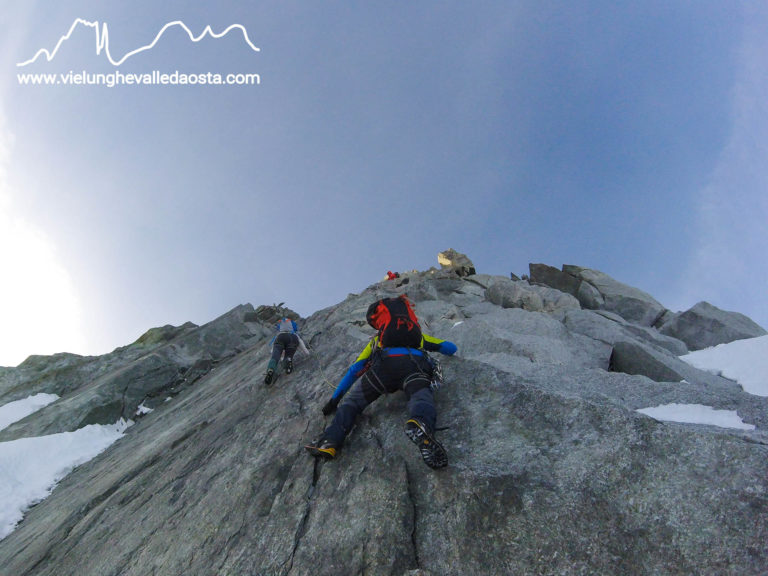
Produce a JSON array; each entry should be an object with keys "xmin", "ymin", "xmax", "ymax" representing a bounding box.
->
[{"xmin": 269, "ymin": 318, "xmax": 299, "ymax": 345}]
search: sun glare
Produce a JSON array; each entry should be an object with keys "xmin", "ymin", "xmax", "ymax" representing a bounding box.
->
[
  {"xmin": 0, "ymin": 115, "xmax": 87, "ymax": 367},
  {"xmin": 0, "ymin": 201, "xmax": 86, "ymax": 367}
]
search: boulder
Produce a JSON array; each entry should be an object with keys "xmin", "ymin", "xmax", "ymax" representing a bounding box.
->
[
  {"xmin": 437, "ymin": 248, "xmax": 476, "ymax": 277},
  {"xmin": 659, "ymin": 301, "xmax": 767, "ymax": 351},
  {"xmin": 245, "ymin": 303, "xmax": 301, "ymax": 326},
  {"xmin": 485, "ymin": 278, "xmax": 544, "ymax": 311},
  {"xmin": 485, "ymin": 278, "xmax": 581, "ymax": 315},
  {"xmin": 609, "ymin": 340, "xmax": 686, "ymax": 382},
  {"xmin": 528, "ymin": 263, "xmax": 582, "ymax": 295},
  {"xmin": 560, "ymin": 265, "xmax": 667, "ymax": 326}
]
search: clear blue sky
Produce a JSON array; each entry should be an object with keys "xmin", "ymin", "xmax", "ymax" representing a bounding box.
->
[{"xmin": 1, "ymin": 1, "xmax": 766, "ymax": 367}]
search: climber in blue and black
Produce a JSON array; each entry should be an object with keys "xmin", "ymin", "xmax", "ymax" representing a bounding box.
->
[{"xmin": 306, "ymin": 295, "xmax": 457, "ymax": 469}]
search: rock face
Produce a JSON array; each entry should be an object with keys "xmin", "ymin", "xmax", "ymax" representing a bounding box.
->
[
  {"xmin": 1, "ymin": 261, "xmax": 767, "ymax": 576},
  {"xmin": 0, "ymin": 305, "xmax": 266, "ymax": 441}
]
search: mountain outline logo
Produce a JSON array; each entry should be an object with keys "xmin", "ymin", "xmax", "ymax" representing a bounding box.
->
[{"xmin": 17, "ymin": 18, "xmax": 260, "ymax": 67}]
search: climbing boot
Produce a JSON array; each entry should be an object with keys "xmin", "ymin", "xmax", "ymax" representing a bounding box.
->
[
  {"xmin": 285, "ymin": 358, "xmax": 293, "ymax": 374},
  {"xmin": 305, "ymin": 437, "xmax": 338, "ymax": 460},
  {"xmin": 405, "ymin": 418, "xmax": 448, "ymax": 469},
  {"xmin": 264, "ymin": 369, "xmax": 274, "ymax": 386}
]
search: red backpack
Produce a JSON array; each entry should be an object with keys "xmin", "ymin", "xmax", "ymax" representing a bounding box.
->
[{"xmin": 366, "ymin": 295, "xmax": 422, "ymax": 348}]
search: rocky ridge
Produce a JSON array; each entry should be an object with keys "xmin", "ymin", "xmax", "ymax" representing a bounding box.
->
[{"xmin": 0, "ymin": 255, "xmax": 766, "ymax": 575}]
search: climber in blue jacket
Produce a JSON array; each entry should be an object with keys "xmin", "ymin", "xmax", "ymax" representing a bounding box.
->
[
  {"xmin": 306, "ymin": 295, "xmax": 457, "ymax": 469},
  {"xmin": 265, "ymin": 317, "xmax": 307, "ymax": 385}
]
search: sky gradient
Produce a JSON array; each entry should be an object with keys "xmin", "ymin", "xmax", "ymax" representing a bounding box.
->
[{"xmin": 1, "ymin": 1, "xmax": 766, "ymax": 367}]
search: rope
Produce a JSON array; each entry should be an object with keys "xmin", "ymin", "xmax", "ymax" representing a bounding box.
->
[
  {"xmin": 305, "ymin": 333, "xmax": 339, "ymax": 392},
  {"xmin": 362, "ymin": 357, "xmax": 388, "ymax": 397}
]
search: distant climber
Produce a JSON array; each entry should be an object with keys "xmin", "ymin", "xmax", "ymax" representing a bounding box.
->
[
  {"xmin": 306, "ymin": 295, "xmax": 457, "ymax": 469},
  {"xmin": 265, "ymin": 317, "xmax": 309, "ymax": 385},
  {"xmin": 386, "ymin": 270, "xmax": 400, "ymax": 281}
]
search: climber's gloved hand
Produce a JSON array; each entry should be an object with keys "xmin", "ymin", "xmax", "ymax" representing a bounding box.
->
[
  {"xmin": 439, "ymin": 341, "xmax": 458, "ymax": 356},
  {"xmin": 322, "ymin": 397, "xmax": 340, "ymax": 416}
]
